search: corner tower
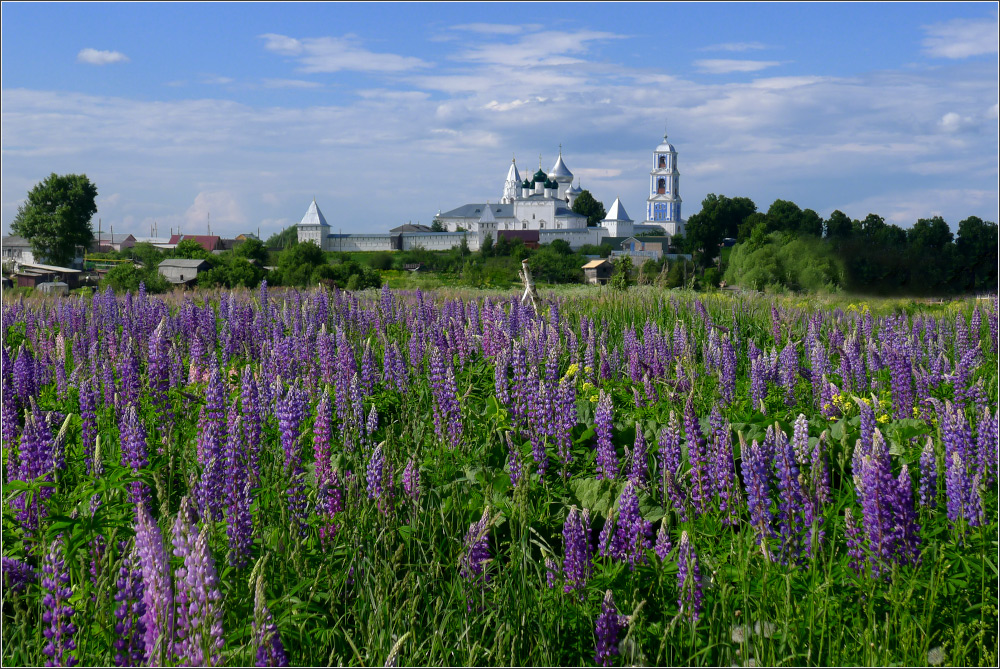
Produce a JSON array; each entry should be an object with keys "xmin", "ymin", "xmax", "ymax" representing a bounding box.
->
[{"xmin": 645, "ymin": 131, "xmax": 683, "ymax": 236}]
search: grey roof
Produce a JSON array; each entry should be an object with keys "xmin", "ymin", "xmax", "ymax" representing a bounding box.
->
[
  {"xmin": 479, "ymin": 201, "xmax": 497, "ymax": 224},
  {"xmin": 439, "ymin": 203, "xmax": 515, "ymax": 219},
  {"xmin": 95, "ymin": 233, "xmax": 135, "ymax": 243},
  {"xmin": 159, "ymin": 258, "xmax": 210, "ymax": 269},
  {"xmin": 390, "ymin": 224, "xmax": 432, "ymax": 233},
  {"xmin": 299, "ymin": 199, "xmax": 330, "ymax": 227},
  {"xmin": 655, "ymin": 133, "xmax": 676, "ymax": 153},
  {"xmin": 3, "ymin": 235, "xmax": 30, "ymax": 247},
  {"xmin": 554, "ymin": 206, "xmax": 586, "ymax": 219}
]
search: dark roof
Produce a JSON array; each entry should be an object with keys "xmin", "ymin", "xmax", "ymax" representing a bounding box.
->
[
  {"xmin": 439, "ymin": 203, "xmax": 515, "ymax": 219},
  {"xmin": 2, "ymin": 235, "xmax": 30, "ymax": 247},
  {"xmin": 390, "ymin": 223, "xmax": 433, "ymax": 233},
  {"xmin": 498, "ymin": 230, "xmax": 540, "ymax": 242},
  {"xmin": 159, "ymin": 258, "xmax": 210, "ymax": 269},
  {"xmin": 168, "ymin": 234, "xmax": 221, "ymax": 250}
]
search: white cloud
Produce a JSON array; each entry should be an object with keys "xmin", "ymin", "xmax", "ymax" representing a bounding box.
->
[
  {"xmin": 259, "ymin": 33, "xmax": 428, "ymax": 73},
  {"xmin": 922, "ymin": 16, "xmax": 999, "ymax": 59},
  {"xmin": 450, "ymin": 23, "xmax": 541, "ymax": 35},
  {"xmin": 201, "ymin": 75, "xmax": 235, "ymax": 85},
  {"xmin": 184, "ymin": 191, "xmax": 246, "ymax": 231},
  {"xmin": 700, "ymin": 41, "xmax": 769, "ymax": 52},
  {"xmin": 77, "ymin": 48, "xmax": 129, "ymax": 65},
  {"xmin": 694, "ymin": 59, "xmax": 782, "ymax": 74},
  {"xmin": 261, "ymin": 78, "xmax": 322, "ymax": 89},
  {"xmin": 454, "ymin": 29, "xmax": 626, "ymax": 68}
]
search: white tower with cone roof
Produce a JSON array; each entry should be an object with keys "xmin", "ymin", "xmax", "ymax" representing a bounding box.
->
[
  {"xmin": 602, "ymin": 197, "xmax": 634, "ymax": 238},
  {"xmin": 296, "ymin": 198, "xmax": 330, "ymax": 247},
  {"xmin": 501, "ymin": 157, "xmax": 521, "ymax": 204}
]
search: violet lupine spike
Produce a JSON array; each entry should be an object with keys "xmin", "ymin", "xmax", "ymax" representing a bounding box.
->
[
  {"xmin": 594, "ymin": 390, "xmax": 617, "ymax": 481},
  {"xmin": 78, "ymin": 377, "xmax": 98, "ymax": 475},
  {"xmin": 594, "ymin": 590, "xmax": 628, "ymax": 667},
  {"xmin": 172, "ymin": 498, "xmax": 225, "ymax": 667},
  {"xmin": 2, "ymin": 556, "xmax": 36, "ymax": 594},
  {"xmin": 773, "ymin": 426, "xmax": 806, "ymax": 564},
  {"xmin": 609, "ymin": 482, "xmax": 652, "ymax": 570},
  {"xmin": 240, "ymin": 367, "xmax": 263, "ymax": 485},
  {"xmin": 313, "ymin": 391, "xmax": 335, "ymax": 500},
  {"xmin": 113, "ymin": 546, "xmax": 146, "ymax": 667},
  {"xmin": 135, "ymin": 503, "xmax": 172, "ymax": 666},
  {"xmin": 844, "ymin": 508, "xmax": 866, "ymax": 576},
  {"xmin": 676, "ymin": 531, "xmax": 703, "ymax": 623},
  {"xmin": 945, "ymin": 452, "xmax": 982, "ymax": 530},
  {"xmin": 555, "ymin": 375, "xmax": 576, "ymax": 479},
  {"xmin": 41, "ymin": 535, "xmax": 78, "ymax": 667},
  {"xmin": 366, "ymin": 444, "xmax": 394, "ymax": 514},
  {"xmin": 119, "ymin": 404, "xmax": 150, "ymax": 506},
  {"xmin": 918, "ymin": 436, "xmax": 938, "ymax": 508},
  {"xmin": 709, "ymin": 408, "xmax": 738, "ymax": 526},
  {"xmin": 975, "ymin": 407, "xmax": 998, "ymax": 487},
  {"xmin": 224, "ymin": 415, "xmax": 253, "ymax": 569},
  {"xmin": 505, "ymin": 432, "xmax": 523, "ymax": 487},
  {"xmin": 658, "ymin": 412, "xmax": 686, "ymax": 519},
  {"xmin": 683, "ymin": 398, "xmax": 712, "ymax": 516},
  {"xmin": 459, "ymin": 508, "xmax": 491, "ymax": 586},
  {"xmin": 561, "ymin": 507, "xmax": 592, "ymax": 597},
  {"xmin": 627, "ymin": 423, "xmax": 648, "ymax": 487},
  {"xmin": 402, "ymin": 457, "xmax": 420, "ymax": 502},
  {"xmin": 741, "ymin": 437, "xmax": 774, "ymax": 556},
  {"xmin": 750, "ymin": 355, "xmax": 769, "ymax": 411},
  {"xmin": 654, "ymin": 522, "xmax": 672, "ymax": 561},
  {"xmin": 253, "ymin": 578, "xmax": 288, "ymax": 668},
  {"xmin": 893, "ymin": 465, "xmax": 921, "ymax": 566}
]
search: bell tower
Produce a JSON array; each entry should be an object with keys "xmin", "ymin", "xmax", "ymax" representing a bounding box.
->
[{"xmin": 645, "ymin": 130, "xmax": 683, "ymax": 236}]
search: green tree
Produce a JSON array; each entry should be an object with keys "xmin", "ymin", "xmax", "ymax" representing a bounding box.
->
[
  {"xmin": 264, "ymin": 227, "xmax": 298, "ymax": 250},
  {"xmin": 125, "ymin": 242, "xmax": 166, "ymax": 269},
  {"xmin": 235, "ymin": 238, "xmax": 269, "ymax": 265},
  {"xmin": 11, "ymin": 173, "xmax": 98, "ymax": 266},
  {"xmin": 765, "ymin": 199, "xmax": 805, "ymax": 235},
  {"xmin": 431, "ymin": 220, "xmax": 446, "ymax": 232},
  {"xmin": 609, "ymin": 256, "xmax": 633, "ymax": 291},
  {"xmin": 100, "ymin": 263, "xmax": 170, "ymax": 294},
  {"xmin": 954, "ymin": 216, "xmax": 998, "ymax": 292},
  {"xmin": 800, "ymin": 209, "xmax": 823, "ymax": 237},
  {"xmin": 571, "ymin": 190, "xmax": 607, "ymax": 227},
  {"xmin": 685, "ymin": 194, "xmax": 757, "ymax": 266},
  {"xmin": 480, "ymin": 233, "xmax": 494, "ymax": 258},
  {"xmin": 825, "ymin": 210, "xmax": 853, "ymax": 240},
  {"xmin": 174, "ymin": 238, "xmax": 213, "ymax": 261},
  {"xmin": 271, "ymin": 240, "xmax": 327, "ymax": 286}
]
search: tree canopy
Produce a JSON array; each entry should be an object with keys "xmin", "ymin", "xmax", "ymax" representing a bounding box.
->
[
  {"xmin": 684, "ymin": 193, "xmax": 757, "ymax": 265},
  {"xmin": 571, "ymin": 190, "xmax": 607, "ymax": 227},
  {"xmin": 11, "ymin": 173, "xmax": 98, "ymax": 266}
]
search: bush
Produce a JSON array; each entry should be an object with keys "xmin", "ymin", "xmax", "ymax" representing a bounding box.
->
[
  {"xmin": 368, "ymin": 252, "xmax": 393, "ymax": 271},
  {"xmin": 609, "ymin": 256, "xmax": 633, "ymax": 291},
  {"xmin": 100, "ymin": 263, "xmax": 171, "ymax": 294}
]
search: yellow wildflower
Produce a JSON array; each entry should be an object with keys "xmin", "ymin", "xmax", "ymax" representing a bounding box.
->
[
  {"xmin": 877, "ymin": 414, "xmax": 889, "ymax": 424},
  {"xmin": 590, "ymin": 394, "xmax": 600, "ymax": 403}
]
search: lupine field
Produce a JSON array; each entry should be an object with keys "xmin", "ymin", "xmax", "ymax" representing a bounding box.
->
[{"xmin": 1, "ymin": 284, "xmax": 997, "ymax": 667}]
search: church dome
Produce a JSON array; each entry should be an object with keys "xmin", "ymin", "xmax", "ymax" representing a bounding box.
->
[
  {"xmin": 533, "ymin": 168, "xmax": 548, "ymax": 183},
  {"xmin": 656, "ymin": 133, "xmax": 676, "ymax": 153},
  {"xmin": 522, "ymin": 179, "xmax": 532, "ymax": 188},
  {"xmin": 568, "ymin": 184, "xmax": 583, "ymax": 194},
  {"xmin": 544, "ymin": 178, "xmax": 558, "ymax": 189},
  {"xmin": 548, "ymin": 151, "xmax": 574, "ymax": 183}
]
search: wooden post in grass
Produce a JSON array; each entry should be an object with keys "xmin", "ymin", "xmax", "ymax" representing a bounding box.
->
[{"xmin": 520, "ymin": 259, "xmax": 538, "ymax": 313}]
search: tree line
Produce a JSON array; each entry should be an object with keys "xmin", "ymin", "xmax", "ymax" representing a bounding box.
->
[{"xmin": 680, "ymin": 194, "xmax": 997, "ymax": 294}]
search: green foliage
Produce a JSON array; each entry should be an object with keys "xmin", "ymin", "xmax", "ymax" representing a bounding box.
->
[
  {"xmin": 270, "ymin": 240, "xmax": 328, "ymax": 286},
  {"xmin": 480, "ymin": 233, "xmax": 494, "ymax": 258},
  {"xmin": 571, "ymin": 190, "xmax": 607, "ymax": 227},
  {"xmin": 685, "ymin": 194, "xmax": 757, "ymax": 265},
  {"xmin": 609, "ymin": 255, "xmax": 633, "ymax": 291},
  {"xmin": 123, "ymin": 242, "xmax": 166, "ymax": 269},
  {"xmin": 174, "ymin": 238, "xmax": 213, "ymax": 261},
  {"xmin": 430, "ymin": 220, "xmax": 446, "ymax": 232},
  {"xmin": 725, "ymin": 232, "xmax": 844, "ymax": 292},
  {"xmin": 234, "ymin": 238, "xmax": 269, "ymax": 265},
  {"xmin": 11, "ymin": 173, "xmax": 98, "ymax": 266},
  {"xmin": 99, "ymin": 262, "xmax": 171, "ymax": 294},
  {"xmin": 264, "ymin": 226, "xmax": 298, "ymax": 250},
  {"xmin": 367, "ymin": 252, "xmax": 393, "ymax": 271}
]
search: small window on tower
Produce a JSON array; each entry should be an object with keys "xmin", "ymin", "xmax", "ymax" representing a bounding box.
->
[
  {"xmin": 658, "ymin": 155, "xmax": 666, "ymax": 168},
  {"xmin": 657, "ymin": 178, "xmax": 666, "ymax": 195}
]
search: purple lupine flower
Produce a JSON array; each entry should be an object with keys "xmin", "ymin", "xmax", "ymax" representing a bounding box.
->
[
  {"xmin": 119, "ymin": 404, "xmax": 150, "ymax": 506},
  {"xmin": 544, "ymin": 557, "xmax": 560, "ymax": 589},
  {"xmin": 276, "ymin": 385, "xmax": 309, "ymax": 534},
  {"xmin": 223, "ymin": 416, "xmax": 253, "ymax": 569},
  {"xmin": 945, "ymin": 452, "xmax": 982, "ymax": 529},
  {"xmin": 506, "ymin": 432, "xmax": 523, "ymax": 487},
  {"xmin": 709, "ymin": 408, "xmax": 738, "ymax": 525},
  {"xmin": 778, "ymin": 341, "xmax": 798, "ymax": 406},
  {"xmin": 884, "ymin": 344, "xmax": 914, "ymax": 419},
  {"xmin": 13, "ymin": 344, "xmax": 37, "ymax": 404},
  {"xmin": 594, "ymin": 590, "xmax": 628, "ymax": 667},
  {"xmin": 562, "ymin": 507, "xmax": 592, "ymax": 596},
  {"xmin": 360, "ymin": 342, "xmax": 377, "ymax": 397},
  {"xmin": 741, "ymin": 437, "xmax": 773, "ymax": 557},
  {"xmin": 676, "ymin": 531, "xmax": 703, "ymax": 623},
  {"xmin": 658, "ymin": 412, "xmax": 686, "ymax": 519},
  {"xmin": 2, "ymin": 556, "xmax": 36, "ymax": 594},
  {"xmin": 13, "ymin": 403, "xmax": 56, "ymax": 532},
  {"xmin": 684, "ymin": 399, "xmax": 712, "ymax": 516},
  {"xmin": 594, "ymin": 391, "xmax": 617, "ymax": 481},
  {"xmin": 113, "ymin": 546, "xmax": 146, "ymax": 667},
  {"xmin": 719, "ymin": 335, "xmax": 737, "ymax": 405},
  {"xmin": 750, "ymin": 355, "xmax": 769, "ymax": 411},
  {"xmin": 627, "ymin": 423, "xmax": 648, "ymax": 487},
  {"xmin": 773, "ymin": 428, "xmax": 806, "ymax": 563},
  {"xmin": 172, "ymin": 498, "xmax": 225, "ymax": 667},
  {"xmin": 654, "ymin": 522, "xmax": 672, "ymax": 561},
  {"xmin": 918, "ymin": 436, "xmax": 938, "ymax": 508},
  {"xmin": 844, "ymin": 507, "xmax": 866, "ymax": 576},
  {"xmin": 555, "ymin": 375, "xmax": 576, "ymax": 479},
  {"xmin": 78, "ymin": 377, "xmax": 98, "ymax": 475},
  {"xmin": 240, "ymin": 368, "xmax": 263, "ymax": 485},
  {"xmin": 975, "ymin": 407, "xmax": 998, "ymax": 487},
  {"xmin": 42, "ymin": 535, "xmax": 78, "ymax": 667},
  {"xmin": 428, "ymin": 345, "xmax": 463, "ymax": 449},
  {"xmin": 366, "ymin": 445, "xmax": 394, "ymax": 513},
  {"xmin": 253, "ymin": 578, "xmax": 288, "ymax": 667},
  {"xmin": 893, "ymin": 465, "xmax": 921, "ymax": 566},
  {"xmin": 135, "ymin": 503, "xmax": 172, "ymax": 666},
  {"xmin": 313, "ymin": 391, "xmax": 333, "ymax": 490},
  {"xmin": 606, "ymin": 482, "xmax": 652, "ymax": 570},
  {"xmin": 459, "ymin": 508, "xmax": 491, "ymax": 588},
  {"xmin": 402, "ymin": 457, "xmax": 420, "ymax": 502}
]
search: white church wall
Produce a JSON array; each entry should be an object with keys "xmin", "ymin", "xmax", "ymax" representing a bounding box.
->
[
  {"xmin": 401, "ymin": 232, "xmax": 479, "ymax": 252},
  {"xmin": 327, "ymin": 235, "xmax": 394, "ymax": 252},
  {"xmin": 538, "ymin": 228, "xmax": 604, "ymax": 249}
]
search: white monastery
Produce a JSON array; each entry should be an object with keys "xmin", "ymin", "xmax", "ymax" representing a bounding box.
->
[{"xmin": 297, "ymin": 132, "xmax": 685, "ymax": 252}]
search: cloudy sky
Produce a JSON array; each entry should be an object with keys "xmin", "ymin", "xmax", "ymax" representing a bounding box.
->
[{"xmin": 2, "ymin": 2, "xmax": 997, "ymax": 238}]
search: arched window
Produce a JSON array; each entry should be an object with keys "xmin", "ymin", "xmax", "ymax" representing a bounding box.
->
[
  {"xmin": 658, "ymin": 155, "xmax": 666, "ymax": 168},
  {"xmin": 657, "ymin": 178, "xmax": 666, "ymax": 194},
  {"xmin": 539, "ymin": 222, "xmax": 545, "ymax": 229}
]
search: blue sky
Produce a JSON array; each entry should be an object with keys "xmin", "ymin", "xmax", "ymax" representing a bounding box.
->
[{"xmin": 2, "ymin": 2, "xmax": 997, "ymax": 238}]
